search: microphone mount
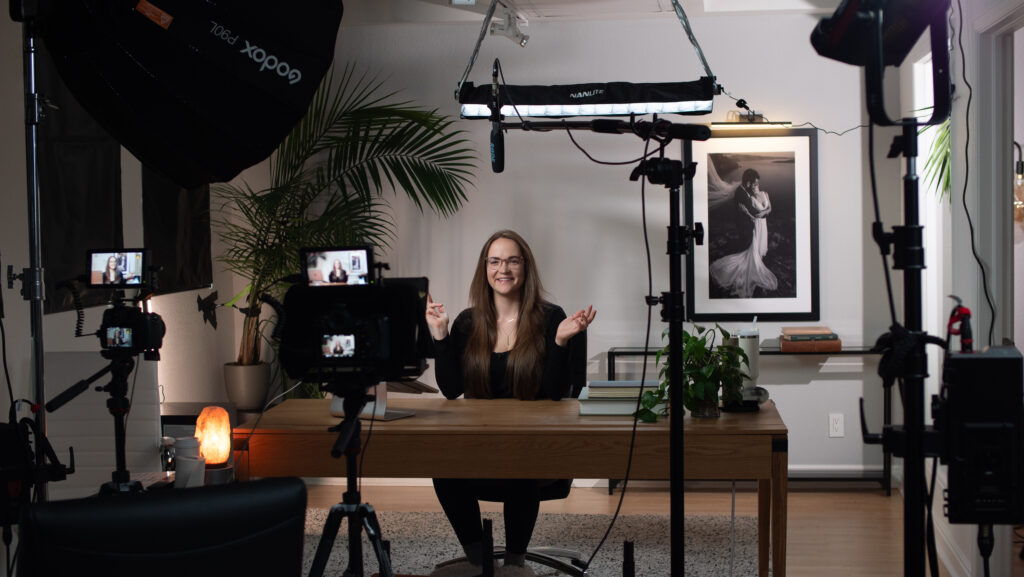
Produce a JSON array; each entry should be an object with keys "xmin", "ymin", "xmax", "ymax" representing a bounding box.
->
[{"xmin": 504, "ymin": 117, "xmax": 710, "ymax": 146}]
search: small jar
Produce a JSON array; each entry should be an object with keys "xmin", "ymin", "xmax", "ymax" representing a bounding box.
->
[{"xmin": 159, "ymin": 436, "xmax": 176, "ymax": 472}]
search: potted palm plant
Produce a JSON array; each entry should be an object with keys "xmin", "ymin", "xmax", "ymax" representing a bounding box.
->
[
  {"xmin": 637, "ymin": 324, "xmax": 747, "ymax": 421},
  {"xmin": 213, "ymin": 65, "xmax": 476, "ymax": 407}
]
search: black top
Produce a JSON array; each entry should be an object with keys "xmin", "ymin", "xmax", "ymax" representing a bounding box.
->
[{"xmin": 433, "ymin": 304, "xmax": 570, "ymax": 400}]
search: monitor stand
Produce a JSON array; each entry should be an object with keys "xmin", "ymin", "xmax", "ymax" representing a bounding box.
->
[{"xmin": 329, "ymin": 382, "xmax": 415, "ymax": 421}]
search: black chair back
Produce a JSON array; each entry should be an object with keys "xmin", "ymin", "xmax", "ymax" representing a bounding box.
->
[{"xmin": 18, "ymin": 476, "xmax": 307, "ymax": 577}]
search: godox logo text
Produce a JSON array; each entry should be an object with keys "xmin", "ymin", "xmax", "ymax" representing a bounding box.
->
[{"xmin": 239, "ymin": 41, "xmax": 303, "ymax": 85}]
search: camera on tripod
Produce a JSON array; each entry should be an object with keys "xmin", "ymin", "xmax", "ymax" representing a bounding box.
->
[
  {"xmin": 86, "ymin": 249, "xmax": 165, "ymax": 360},
  {"xmin": 270, "ymin": 246, "xmax": 426, "ymax": 385}
]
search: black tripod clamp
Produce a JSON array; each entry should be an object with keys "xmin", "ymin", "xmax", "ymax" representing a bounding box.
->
[
  {"xmin": 859, "ymin": 324, "xmax": 946, "ymax": 457},
  {"xmin": 632, "ymin": 158, "xmax": 702, "ymax": 325}
]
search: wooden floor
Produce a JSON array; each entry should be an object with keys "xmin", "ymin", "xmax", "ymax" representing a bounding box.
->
[{"xmin": 306, "ymin": 481, "xmax": 958, "ymax": 577}]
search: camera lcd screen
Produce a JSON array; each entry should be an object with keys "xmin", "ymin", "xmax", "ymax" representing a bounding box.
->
[
  {"xmin": 88, "ymin": 250, "xmax": 145, "ymax": 287},
  {"xmin": 105, "ymin": 327, "xmax": 133, "ymax": 348},
  {"xmin": 322, "ymin": 334, "xmax": 355, "ymax": 358},
  {"xmin": 302, "ymin": 246, "xmax": 373, "ymax": 286}
]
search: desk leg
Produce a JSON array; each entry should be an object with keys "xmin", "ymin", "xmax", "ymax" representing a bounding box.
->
[
  {"xmin": 232, "ymin": 446, "xmax": 250, "ymax": 482},
  {"xmin": 757, "ymin": 480, "xmax": 770, "ymax": 577},
  {"xmin": 772, "ymin": 438, "xmax": 788, "ymax": 577}
]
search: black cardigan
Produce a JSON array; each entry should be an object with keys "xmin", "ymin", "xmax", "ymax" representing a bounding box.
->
[{"xmin": 432, "ymin": 304, "xmax": 570, "ymax": 400}]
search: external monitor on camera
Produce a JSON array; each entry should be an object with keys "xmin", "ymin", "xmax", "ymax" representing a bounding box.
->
[
  {"xmin": 302, "ymin": 246, "xmax": 373, "ymax": 286},
  {"xmin": 87, "ymin": 249, "xmax": 148, "ymax": 287}
]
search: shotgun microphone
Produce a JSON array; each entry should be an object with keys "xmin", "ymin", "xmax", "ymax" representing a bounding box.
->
[{"xmin": 489, "ymin": 59, "xmax": 504, "ymax": 173}]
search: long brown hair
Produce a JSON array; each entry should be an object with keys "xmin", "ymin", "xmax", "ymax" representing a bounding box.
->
[{"xmin": 463, "ymin": 230, "xmax": 549, "ymax": 399}]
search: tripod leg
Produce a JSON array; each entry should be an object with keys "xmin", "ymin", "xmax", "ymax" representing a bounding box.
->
[
  {"xmin": 309, "ymin": 504, "xmax": 347, "ymax": 577},
  {"xmin": 360, "ymin": 505, "xmax": 395, "ymax": 577},
  {"xmin": 345, "ymin": 503, "xmax": 364, "ymax": 577}
]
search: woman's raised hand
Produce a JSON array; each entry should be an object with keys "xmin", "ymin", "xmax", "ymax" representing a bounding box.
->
[
  {"xmin": 556, "ymin": 305, "xmax": 596, "ymax": 347},
  {"xmin": 425, "ymin": 293, "xmax": 450, "ymax": 340}
]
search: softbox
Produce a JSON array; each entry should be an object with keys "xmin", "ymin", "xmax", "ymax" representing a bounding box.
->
[{"xmin": 35, "ymin": 0, "xmax": 344, "ymax": 188}]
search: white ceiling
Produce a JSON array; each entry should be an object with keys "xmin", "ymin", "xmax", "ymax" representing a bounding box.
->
[{"xmin": 415, "ymin": 0, "xmax": 842, "ymax": 20}]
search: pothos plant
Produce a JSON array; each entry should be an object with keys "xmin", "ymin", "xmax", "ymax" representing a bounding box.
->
[{"xmin": 637, "ymin": 324, "xmax": 748, "ymax": 422}]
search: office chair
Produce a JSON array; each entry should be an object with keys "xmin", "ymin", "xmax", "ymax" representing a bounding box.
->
[
  {"xmin": 439, "ymin": 331, "xmax": 589, "ymax": 577},
  {"xmin": 18, "ymin": 476, "xmax": 307, "ymax": 577}
]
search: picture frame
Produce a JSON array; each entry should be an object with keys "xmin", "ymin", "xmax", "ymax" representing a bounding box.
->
[{"xmin": 683, "ymin": 127, "xmax": 819, "ymax": 321}]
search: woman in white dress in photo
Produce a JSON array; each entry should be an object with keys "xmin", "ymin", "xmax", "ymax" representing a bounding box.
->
[{"xmin": 709, "ymin": 168, "xmax": 778, "ymax": 298}]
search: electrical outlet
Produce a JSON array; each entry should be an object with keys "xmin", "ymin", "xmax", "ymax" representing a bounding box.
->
[{"xmin": 829, "ymin": 412, "xmax": 845, "ymax": 438}]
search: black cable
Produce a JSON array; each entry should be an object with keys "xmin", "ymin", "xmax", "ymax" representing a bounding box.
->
[
  {"xmin": 560, "ymin": 123, "xmax": 664, "ymax": 166},
  {"xmin": 359, "ymin": 387, "xmax": 378, "ymax": 495},
  {"xmin": 978, "ymin": 523, "xmax": 994, "ymax": 577},
  {"xmin": 954, "ymin": 0, "xmax": 996, "ymax": 347},
  {"xmin": 64, "ymin": 281, "xmax": 86, "ymax": 338},
  {"xmin": 926, "ymin": 457, "xmax": 940, "ymax": 577},
  {"xmin": 868, "ymin": 123, "xmax": 899, "ymax": 326},
  {"xmin": 584, "ymin": 130, "xmax": 663, "ymax": 570},
  {"xmin": 2, "ymin": 319, "xmax": 15, "ymax": 418},
  {"xmin": 789, "ymin": 121, "xmax": 869, "ymax": 137},
  {"xmin": 123, "ymin": 353, "xmax": 141, "ymax": 442}
]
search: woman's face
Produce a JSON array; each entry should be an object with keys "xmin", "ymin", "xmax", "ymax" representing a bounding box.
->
[
  {"xmin": 333, "ymin": 259, "xmax": 342, "ymax": 270},
  {"xmin": 107, "ymin": 256, "xmax": 117, "ymax": 269},
  {"xmin": 485, "ymin": 237, "xmax": 524, "ymax": 299}
]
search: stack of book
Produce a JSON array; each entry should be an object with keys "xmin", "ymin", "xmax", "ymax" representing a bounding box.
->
[
  {"xmin": 577, "ymin": 380, "xmax": 660, "ymax": 416},
  {"xmin": 780, "ymin": 326, "xmax": 842, "ymax": 353}
]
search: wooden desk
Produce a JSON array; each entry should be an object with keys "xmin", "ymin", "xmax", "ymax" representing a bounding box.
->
[{"xmin": 234, "ymin": 397, "xmax": 788, "ymax": 577}]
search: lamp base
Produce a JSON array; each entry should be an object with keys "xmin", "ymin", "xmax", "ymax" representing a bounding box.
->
[{"xmin": 204, "ymin": 463, "xmax": 234, "ymax": 485}]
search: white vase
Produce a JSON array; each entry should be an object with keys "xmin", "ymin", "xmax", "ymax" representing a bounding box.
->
[{"xmin": 223, "ymin": 362, "xmax": 271, "ymax": 412}]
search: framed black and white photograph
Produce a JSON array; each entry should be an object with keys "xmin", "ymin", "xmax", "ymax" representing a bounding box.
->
[{"xmin": 684, "ymin": 128, "xmax": 819, "ymax": 321}]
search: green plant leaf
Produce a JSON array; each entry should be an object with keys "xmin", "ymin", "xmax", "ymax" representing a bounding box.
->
[{"xmin": 212, "ymin": 63, "xmax": 478, "ymax": 371}]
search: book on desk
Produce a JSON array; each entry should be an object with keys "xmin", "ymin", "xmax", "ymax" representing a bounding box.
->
[{"xmin": 578, "ymin": 381, "xmax": 662, "ymax": 415}]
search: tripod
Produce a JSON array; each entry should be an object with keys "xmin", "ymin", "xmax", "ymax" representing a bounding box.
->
[
  {"xmin": 45, "ymin": 350, "xmax": 143, "ymax": 494},
  {"xmin": 309, "ymin": 376, "xmax": 394, "ymax": 577}
]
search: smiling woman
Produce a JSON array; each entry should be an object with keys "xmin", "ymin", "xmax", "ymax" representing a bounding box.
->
[{"xmin": 422, "ymin": 229, "xmax": 596, "ymax": 576}]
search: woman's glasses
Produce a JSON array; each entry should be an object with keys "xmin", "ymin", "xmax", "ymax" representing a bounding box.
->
[{"xmin": 485, "ymin": 256, "xmax": 524, "ymax": 270}]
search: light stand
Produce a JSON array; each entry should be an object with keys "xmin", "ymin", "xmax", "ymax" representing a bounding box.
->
[
  {"xmin": 855, "ymin": 5, "xmax": 951, "ymax": 577},
  {"xmin": 629, "ymin": 155, "xmax": 700, "ymax": 577},
  {"xmin": 8, "ymin": 5, "xmax": 49, "ymax": 502},
  {"xmin": 309, "ymin": 375, "xmax": 395, "ymax": 577}
]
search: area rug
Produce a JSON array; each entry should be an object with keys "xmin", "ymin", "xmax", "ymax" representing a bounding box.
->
[{"xmin": 303, "ymin": 510, "xmax": 758, "ymax": 577}]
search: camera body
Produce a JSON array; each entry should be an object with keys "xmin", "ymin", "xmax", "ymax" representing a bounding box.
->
[{"xmin": 99, "ymin": 303, "xmax": 166, "ymax": 358}]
